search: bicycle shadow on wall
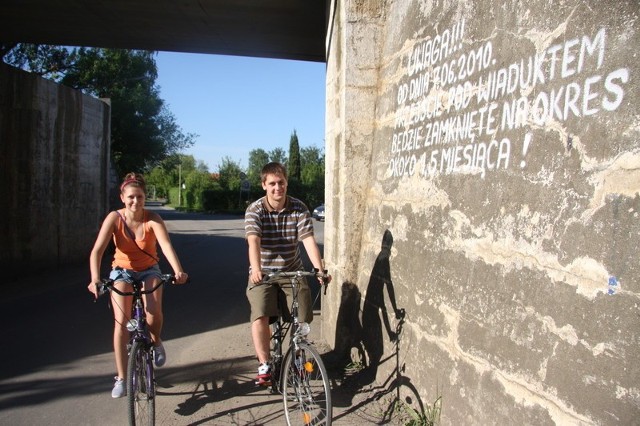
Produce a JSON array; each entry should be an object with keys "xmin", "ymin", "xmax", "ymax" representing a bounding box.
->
[{"xmin": 329, "ymin": 230, "xmax": 431, "ymax": 423}]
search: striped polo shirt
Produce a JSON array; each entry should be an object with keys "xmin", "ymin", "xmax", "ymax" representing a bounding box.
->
[{"xmin": 245, "ymin": 195, "xmax": 314, "ymax": 271}]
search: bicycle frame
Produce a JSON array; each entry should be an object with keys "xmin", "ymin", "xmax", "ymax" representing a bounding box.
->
[
  {"xmin": 263, "ymin": 270, "xmax": 317, "ymax": 383},
  {"xmin": 98, "ymin": 273, "xmax": 174, "ymax": 426},
  {"xmin": 99, "ymin": 274, "xmax": 171, "ymax": 346},
  {"xmin": 260, "ymin": 269, "xmax": 332, "ymax": 425},
  {"xmin": 268, "ymin": 276, "xmax": 304, "ymax": 393}
]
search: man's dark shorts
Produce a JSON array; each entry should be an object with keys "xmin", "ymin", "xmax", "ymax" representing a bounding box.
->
[{"xmin": 246, "ymin": 276, "xmax": 313, "ymax": 324}]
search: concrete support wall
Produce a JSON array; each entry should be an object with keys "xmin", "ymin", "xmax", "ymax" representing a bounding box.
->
[
  {"xmin": 323, "ymin": 0, "xmax": 639, "ymax": 424},
  {"xmin": 0, "ymin": 63, "xmax": 111, "ymax": 278}
]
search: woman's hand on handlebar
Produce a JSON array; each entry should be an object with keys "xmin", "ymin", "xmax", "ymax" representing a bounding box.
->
[
  {"xmin": 174, "ymin": 271, "xmax": 189, "ymax": 284},
  {"xmin": 88, "ymin": 281, "xmax": 100, "ymax": 299}
]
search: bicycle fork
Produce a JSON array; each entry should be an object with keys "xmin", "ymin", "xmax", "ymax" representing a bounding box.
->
[{"xmin": 129, "ymin": 300, "xmax": 155, "ymax": 398}]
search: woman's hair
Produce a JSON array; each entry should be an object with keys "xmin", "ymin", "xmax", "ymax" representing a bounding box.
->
[
  {"xmin": 120, "ymin": 172, "xmax": 146, "ymax": 192},
  {"xmin": 261, "ymin": 162, "xmax": 288, "ymax": 183}
]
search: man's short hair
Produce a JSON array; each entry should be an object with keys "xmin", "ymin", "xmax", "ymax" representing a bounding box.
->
[{"xmin": 261, "ymin": 162, "xmax": 288, "ymax": 183}]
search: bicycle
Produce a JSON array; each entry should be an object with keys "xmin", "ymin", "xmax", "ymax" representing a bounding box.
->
[
  {"xmin": 259, "ymin": 268, "xmax": 332, "ymax": 426},
  {"xmin": 97, "ymin": 273, "xmax": 176, "ymax": 426}
]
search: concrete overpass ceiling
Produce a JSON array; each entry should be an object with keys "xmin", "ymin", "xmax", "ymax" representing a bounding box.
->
[{"xmin": 0, "ymin": 0, "xmax": 328, "ymax": 62}]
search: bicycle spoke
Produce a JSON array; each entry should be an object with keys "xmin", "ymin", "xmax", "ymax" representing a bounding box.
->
[
  {"xmin": 282, "ymin": 343, "xmax": 332, "ymax": 425},
  {"xmin": 261, "ymin": 271, "xmax": 333, "ymax": 425},
  {"xmin": 127, "ymin": 341, "xmax": 155, "ymax": 426},
  {"xmin": 99, "ymin": 276, "xmax": 173, "ymax": 426}
]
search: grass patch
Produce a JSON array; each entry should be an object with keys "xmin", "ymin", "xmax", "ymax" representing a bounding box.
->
[{"xmin": 378, "ymin": 393, "xmax": 442, "ymax": 426}]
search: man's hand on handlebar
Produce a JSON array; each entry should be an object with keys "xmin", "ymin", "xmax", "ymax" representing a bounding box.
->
[
  {"xmin": 318, "ymin": 272, "xmax": 332, "ymax": 286},
  {"xmin": 250, "ymin": 269, "xmax": 263, "ymax": 284}
]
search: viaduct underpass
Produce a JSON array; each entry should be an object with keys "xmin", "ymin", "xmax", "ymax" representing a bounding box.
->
[{"xmin": 2, "ymin": 1, "xmax": 639, "ymax": 424}]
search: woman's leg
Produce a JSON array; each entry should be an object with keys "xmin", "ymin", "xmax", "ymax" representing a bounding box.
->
[
  {"xmin": 143, "ymin": 276, "xmax": 164, "ymax": 345},
  {"xmin": 111, "ymin": 281, "xmax": 133, "ymax": 379}
]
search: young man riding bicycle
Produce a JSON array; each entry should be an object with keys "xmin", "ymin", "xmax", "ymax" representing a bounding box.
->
[{"xmin": 244, "ymin": 162, "xmax": 330, "ymax": 386}]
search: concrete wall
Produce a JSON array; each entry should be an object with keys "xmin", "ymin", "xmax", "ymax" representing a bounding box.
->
[
  {"xmin": 323, "ymin": 0, "xmax": 639, "ymax": 424},
  {"xmin": 0, "ymin": 63, "xmax": 111, "ymax": 278}
]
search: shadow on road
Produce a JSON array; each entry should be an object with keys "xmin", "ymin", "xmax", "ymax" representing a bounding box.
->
[
  {"xmin": 0, "ymin": 210, "xmax": 250, "ymax": 393},
  {"xmin": 0, "ymin": 208, "xmax": 335, "ymax": 424},
  {"xmin": 0, "ymin": 232, "xmax": 251, "ymax": 380},
  {"xmin": 160, "ymin": 355, "xmax": 285, "ymax": 424}
]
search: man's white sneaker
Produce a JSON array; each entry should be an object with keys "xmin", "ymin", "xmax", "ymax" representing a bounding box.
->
[{"xmin": 255, "ymin": 362, "xmax": 272, "ymax": 386}]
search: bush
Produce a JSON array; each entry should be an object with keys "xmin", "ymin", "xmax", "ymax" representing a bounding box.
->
[{"xmin": 201, "ymin": 189, "xmax": 247, "ymax": 212}]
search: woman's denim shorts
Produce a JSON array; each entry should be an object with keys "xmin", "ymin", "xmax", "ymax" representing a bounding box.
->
[{"xmin": 109, "ymin": 264, "xmax": 162, "ymax": 283}]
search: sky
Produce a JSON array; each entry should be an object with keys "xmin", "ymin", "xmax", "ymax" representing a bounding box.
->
[{"xmin": 155, "ymin": 52, "xmax": 327, "ymax": 172}]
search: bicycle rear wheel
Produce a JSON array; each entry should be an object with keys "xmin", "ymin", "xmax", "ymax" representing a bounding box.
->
[
  {"xmin": 282, "ymin": 342, "xmax": 332, "ymax": 425},
  {"xmin": 127, "ymin": 340, "xmax": 155, "ymax": 426}
]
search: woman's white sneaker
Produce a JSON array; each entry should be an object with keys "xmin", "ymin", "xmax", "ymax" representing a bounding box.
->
[
  {"xmin": 153, "ymin": 344, "xmax": 166, "ymax": 367},
  {"xmin": 111, "ymin": 376, "xmax": 126, "ymax": 398}
]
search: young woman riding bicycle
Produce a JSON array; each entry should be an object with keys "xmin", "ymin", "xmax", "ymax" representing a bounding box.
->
[{"xmin": 87, "ymin": 172, "xmax": 189, "ymax": 398}]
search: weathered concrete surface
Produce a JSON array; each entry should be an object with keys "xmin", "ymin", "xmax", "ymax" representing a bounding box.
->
[
  {"xmin": 323, "ymin": 0, "xmax": 639, "ymax": 424},
  {"xmin": 0, "ymin": 63, "xmax": 111, "ymax": 278}
]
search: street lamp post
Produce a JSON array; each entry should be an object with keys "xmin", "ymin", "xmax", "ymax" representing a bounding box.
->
[
  {"xmin": 178, "ymin": 164, "xmax": 182, "ymax": 207},
  {"xmin": 148, "ymin": 185, "xmax": 156, "ymax": 200}
]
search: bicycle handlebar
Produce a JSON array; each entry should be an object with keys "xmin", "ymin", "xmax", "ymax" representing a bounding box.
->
[
  {"xmin": 96, "ymin": 273, "xmax": 176, "ymax": 297},
  {"xmin": 262, "ymin": 268, "xmax": 329, "ymax": 280},
  {"xmin": 261, "ymin": 268, "xmax": 330, "ymax": 294}
]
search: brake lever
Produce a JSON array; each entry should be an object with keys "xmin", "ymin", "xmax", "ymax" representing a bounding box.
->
[{"xmin": 321, "ymin": 269, "xmax": 329, "ymax": 295}]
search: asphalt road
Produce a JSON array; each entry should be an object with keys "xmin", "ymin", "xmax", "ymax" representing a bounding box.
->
[{"xmin": 0, "ymin": 208, "xmax": 389, "ymax": 425}]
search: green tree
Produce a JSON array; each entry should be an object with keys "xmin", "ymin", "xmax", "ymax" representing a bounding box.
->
[
  {"xmin": 300, "ymin": 146, "xmax": 325, "ymax": 184},
  {"xmin": 0, "ymin": 44, "xmax": 75, "ymax": 79},
  {"xmin": 146, "ymin": 153, "xmax": 219, "ymax": 210},
  {"xmin": 195, "ymin": 160, "xmax": 209, "ymax": 173},
  {"xmin": 300, "ymin": 145, "xmax": 325, "ymax": 207},
  {"xmin": 269, "ymin": 147, "xmax": 287, "ymax": 164},
  {"xmin": 146, "ymin": 166, "xmax": 173, "ymax": 199},
  {"xmin": 288, "ymin": 130, "xmax": 301, "ymax": 182},
  {"xmin": 146, "ymin": 154, "xmax": 196, "ymax": 201},
  {"xmin": 300, "ymin": 145, "xmax": 324, "ymax": 167},
  {"xmin": 247, "ymin": 148, "xmax": 270, "ymax": 189},
  {"xmin": 178, "ymin": 154, "xmax": 197, "ymax": 174},
  {"xmin": 218, "ymin": 157, "xmax": 243, "ymax": 192},
  {"xmin": 2, "ymin": 44, "xmax": 196, "ymax": 175},
  {"xmin": 61, "ymin": 48, "xmax": 196, "ymax": 174},
  {"xmin": 205, "ymin": 157, "xmax": 245, "ymax": 211},
  {"xmin": 183, "ymin": 168, "xmax": 216, "ymax": 210}
]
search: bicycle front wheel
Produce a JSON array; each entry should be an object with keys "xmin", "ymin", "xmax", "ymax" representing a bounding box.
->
[
  {"xmin": 282, "ymin": 342, "xmax": 332, "ymax": 425},
  {"xmin": 127, "ymin": 340, "xmax": 155, "ymax": 426}
]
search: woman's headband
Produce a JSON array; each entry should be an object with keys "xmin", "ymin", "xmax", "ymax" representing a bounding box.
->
[{"xmin": 120, "ymin": 178, "xmax": 143, "ymax": 192}]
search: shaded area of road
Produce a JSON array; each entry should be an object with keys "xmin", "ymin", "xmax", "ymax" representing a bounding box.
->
[{"xmin": 0, "ymin": 207, "xmax": 393, "ymax": 425}]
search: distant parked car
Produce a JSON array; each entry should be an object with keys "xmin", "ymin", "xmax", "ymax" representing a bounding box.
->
[{"xmin": 312, "ymin": 204, "xmax": 325, "ymax": 221}]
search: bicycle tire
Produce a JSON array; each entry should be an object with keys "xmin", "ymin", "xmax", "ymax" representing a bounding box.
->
[
  {"xmin": 282, "ymin": 342, "xmax": 332, "ymax": 425},
  {"xmin": 127, "ymin": 340, "xmax": 155, "ymax": 426}
]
